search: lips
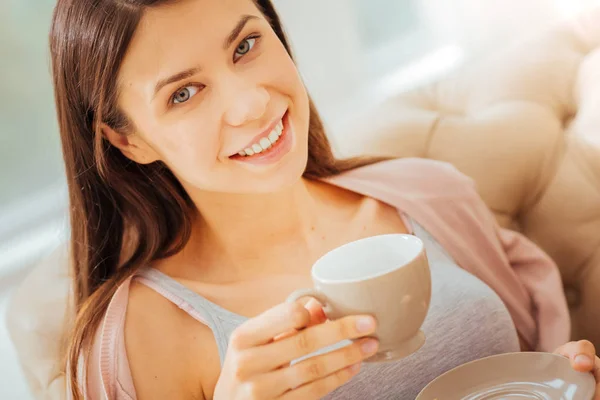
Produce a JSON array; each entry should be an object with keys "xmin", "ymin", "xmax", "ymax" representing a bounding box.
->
[
  {"xmin": 229, "ymin": 111, "xmax": 293, "ymax": 165},
  {"xmin": 229, "ymin": 111, "xmax": 287, "ymax": 158}
]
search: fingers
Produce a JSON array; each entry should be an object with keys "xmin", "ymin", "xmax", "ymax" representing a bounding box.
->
[
  {"xmin": 252, "ymin": 314, "xmax": 377, "ymax": 372},
  {"xmin": 555, "ymin": 341, "xmax": 600, "ymax": 400},
  {"xmin": 273, "ymin": 299, "xmax": 328, "ymax": 342},
  {"xmin": 230, "ymin": 302, "xmax": 311, "ymax": 349},
  {"xmin": 278, "ymin": 363, "xmax": 362, "ymax": 400},
  {"xmin": 261, "ymin": 337, "xmax": 377, "ymax": 396},
  {"xmin": 225, "ymin": 304, "xmax": 373, "ymax": 398},
  {"xmin": 555, "ymin": 340, "xmax": 597, "ymax": 372},
  {"xmin": 304, "ymin": 298, "xmax": 327, "ymax": 325}
]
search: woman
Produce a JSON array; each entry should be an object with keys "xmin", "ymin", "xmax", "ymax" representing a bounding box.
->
[{"xmin": 51, "ymin": 0, "xmax": 599, "ymax": 398}]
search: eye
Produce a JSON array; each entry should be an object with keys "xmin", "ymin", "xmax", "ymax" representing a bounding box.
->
[
  {"xmin": 171, "ymin": 85, "xmax": 201, "ymax": 105},
  {"xmin": 234, "ymin": 36, "xmax": 258, "ymax": 61}
]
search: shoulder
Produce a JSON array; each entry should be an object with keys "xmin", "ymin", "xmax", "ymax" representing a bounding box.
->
[
  {"xmin": 123, "ymin": 279, "xmax": 214, "ymax": 399},
  {"xmin": 85, "ymin": 276, "xmax": 214, "ymax": 399}
]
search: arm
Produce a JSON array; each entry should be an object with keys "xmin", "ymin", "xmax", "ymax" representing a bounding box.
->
[
  {"xmin": 124, "ymin": 281, "xmax": 210, "ymax": 399},
  {"xmin": 123, "ymin": 282, "xmax": 377, "ymax": 400}
]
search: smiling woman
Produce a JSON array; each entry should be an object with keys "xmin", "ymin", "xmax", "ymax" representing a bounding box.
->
[
  {"xmin": 40, "ymin": 0, "xmax": 592, "ymax": 399},
  {"xmin": 8, "ymin": 1, "xmax": 598, "ymax": 399},
  {"xmin": 51, "ymin": 0, "xmax": 386, "ymax": 398},
  {"xmin": 99, "ymin": 0, "xmax": 314, "ymax": 193}
]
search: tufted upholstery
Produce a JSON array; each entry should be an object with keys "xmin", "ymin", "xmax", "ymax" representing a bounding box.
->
[
  {"xmin": 339, "ymin": 8, "xmax": 600, "ymax": 346},
  {"xmin": 6, "ymin": 8, "xmax": 600, "ymax": 399}
]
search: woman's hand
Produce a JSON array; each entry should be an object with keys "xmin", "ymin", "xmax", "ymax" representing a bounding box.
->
[
  {"xmin": 554, "ymin": 340, "xmax": 600, "ymax": 399},
  {"xmin": 213, "ymin": 300, "xmax": 378, "ymax": 399}
]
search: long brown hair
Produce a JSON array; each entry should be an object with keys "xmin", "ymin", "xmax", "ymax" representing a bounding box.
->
[{"xmin": 50, "ymin": 0, "xmax": 384, "ymax": 397}]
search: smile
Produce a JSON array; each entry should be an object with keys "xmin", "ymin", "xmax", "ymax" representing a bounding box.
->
[
  {"xmin": 229, "ymin": 111, "xmax": 293, "ymax": 165},
  {"xmin": 236, "ymin": 119, "xmax": 284, "ymax": 157}
]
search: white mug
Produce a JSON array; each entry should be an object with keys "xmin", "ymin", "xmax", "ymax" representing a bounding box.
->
[{"xmin": 287, "ymin": 234, "xmax": 431, "ymax": 362}]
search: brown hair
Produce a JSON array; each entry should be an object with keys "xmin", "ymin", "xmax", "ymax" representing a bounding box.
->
[{"xmin": 50, "ymin": 0, "xmax": 384, "ymax": 397}]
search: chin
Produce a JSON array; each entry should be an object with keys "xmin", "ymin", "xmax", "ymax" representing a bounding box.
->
[{"xmin": 239, "ymin": 148, "xmax": 308, "ymax": 194}]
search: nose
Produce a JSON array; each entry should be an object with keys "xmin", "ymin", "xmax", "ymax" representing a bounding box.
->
[{"xmin": 223, "ymin": 81, "xmax": 270, "ymax": 127}]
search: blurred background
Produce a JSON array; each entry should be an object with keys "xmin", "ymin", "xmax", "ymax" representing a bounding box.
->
[{"xmin": 0, "ymin": 0, "xmax": 598, "ymax": 397}]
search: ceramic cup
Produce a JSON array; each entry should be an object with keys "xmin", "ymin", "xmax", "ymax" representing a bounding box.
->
[{"xmin": 287, "ymin": 234, "xmax": 431, "ymax": 362}]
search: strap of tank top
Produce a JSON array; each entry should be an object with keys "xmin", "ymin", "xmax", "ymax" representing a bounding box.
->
[{"xmin": 134, "ymin": 268, "xmax": 243, "ymax": 363}]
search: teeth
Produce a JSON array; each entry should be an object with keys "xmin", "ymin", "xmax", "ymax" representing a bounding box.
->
[
  {"xmin": 236, "ymin": 117, "xmax": 286, "ymax": 157},
  {"xmin": 268, "ymin": 131, "xmax": 279, "ymax": 143},
  {"xmin": 259, "ymin": 137, "xmax": 271, "ymax": 150}
]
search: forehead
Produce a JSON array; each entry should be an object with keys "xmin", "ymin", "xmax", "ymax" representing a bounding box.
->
[{"xmin": 118, "ymin": 0, "xmax": 263, "ymax": 97}]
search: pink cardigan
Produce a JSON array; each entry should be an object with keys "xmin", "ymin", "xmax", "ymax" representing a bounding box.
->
[{"xmin": 77, "ymin": 158, "xmax": 570, "ymax": 399}]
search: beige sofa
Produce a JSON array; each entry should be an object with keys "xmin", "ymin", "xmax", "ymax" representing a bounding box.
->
[
  {"xmin": 7, "ymin": 9, "xmax": 600, "ymax": 399},
  {"xmin": 340, "ymin": 7, "xmax": 600, "ymax": 342}
]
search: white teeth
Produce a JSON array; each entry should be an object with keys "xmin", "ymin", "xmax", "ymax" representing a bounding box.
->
[
  {"xmin": 259, "ymin": 137, "xmax": 271, "ymax": 150},
  {"xmin": 236, "ymin": 117, "xmax": 286, "ymax": 157},
  {"xmin": 268, "ymin": 131, "xmax": 279, "ymax": 143}
]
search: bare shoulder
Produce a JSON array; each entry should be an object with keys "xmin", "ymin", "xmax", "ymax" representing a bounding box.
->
[{"xmin": 124, "ymin": 280, "xmax": 220, "ymax": 400}]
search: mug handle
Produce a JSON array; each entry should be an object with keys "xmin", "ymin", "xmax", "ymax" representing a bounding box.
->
[{"xmin": 286, "ymin": 288, "xmax": 333, "ymax": 316}]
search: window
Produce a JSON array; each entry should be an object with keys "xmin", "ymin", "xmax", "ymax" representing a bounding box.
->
[
  {"xmin": 354, "ymin": 0, "xmax": 420, "ymax": 50},
  {"xmin": 0, "ymin": 1, "xmax": 66, "ymax": 274},
  {"xmin": 352, "ymin": 0, "xmax": 437, "ymax": 82}
]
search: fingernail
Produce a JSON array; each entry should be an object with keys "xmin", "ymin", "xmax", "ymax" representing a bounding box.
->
[
  {"xmin": 575, "ymin": 354, "xmax": 593, "ymax": 366},
  {"xmin": 349, "ymin": 363, "xmax": 361, "ymax": 374},
  {"xmin": 361, "ymin": 339, "xmax": 379, "ymax": 355},
  {"xmin": 356, "ymin": 317, "xmax": 376, "ymax": 333}
]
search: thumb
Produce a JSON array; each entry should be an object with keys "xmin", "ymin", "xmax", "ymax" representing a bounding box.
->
[
  {"xmin": 272, "ymin": 298, "xmax": 327, "ymax": 342},
  {"xmin": 304, "ymin": 298, "xmax": 327, "ymax": 326}
]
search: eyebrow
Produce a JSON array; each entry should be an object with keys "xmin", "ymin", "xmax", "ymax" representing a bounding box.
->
[
  {"xmin": 153, "ymin": 67, "xmax": 202, "ymax": 98},
  {"xmin": 223, "ymin": 14, "xmax": 259, "ymax": 50},
  {"xmin": 153, "ymin": 14, "xmax": 259, "ymax": 98}
]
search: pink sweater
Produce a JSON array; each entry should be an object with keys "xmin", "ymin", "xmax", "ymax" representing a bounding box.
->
[{"xmin": 77, "ymin": 158, "xmax": 570, "ymax": 399}]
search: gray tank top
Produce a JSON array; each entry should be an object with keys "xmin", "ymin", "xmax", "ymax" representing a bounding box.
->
[{"xmin": 136, "ymin": 219, "xmax": 520, "ymax": 399}]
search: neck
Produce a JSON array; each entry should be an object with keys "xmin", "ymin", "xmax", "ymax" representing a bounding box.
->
[{"xmin": 178, "ymin": 178, "xmax": 336, "ymax": 281}]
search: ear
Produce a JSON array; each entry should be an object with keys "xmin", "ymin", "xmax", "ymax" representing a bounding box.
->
[{"xmin": 101, "ymin": 123, "xmax": 160, "ymax": 165}]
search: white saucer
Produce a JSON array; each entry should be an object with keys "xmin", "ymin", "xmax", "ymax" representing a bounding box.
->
[{"xmin": 416, "ymin": 352, "xmax": 596, "ymax": 400}]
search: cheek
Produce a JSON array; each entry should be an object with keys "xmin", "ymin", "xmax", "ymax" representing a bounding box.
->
[
  {"xmin": 259, "ymin": 38, "xmax": 307, "ymax": 99},
  {"xmin": 284, "ymin": 64, "xmax": 307, "ymax": 106},
  {"xmin": 267, "ymin": 49, "xmax": 310, "ymax": 126},
  {"xmin": 149, "ymin": 117, "xmax": 222, "ymax": 176}
]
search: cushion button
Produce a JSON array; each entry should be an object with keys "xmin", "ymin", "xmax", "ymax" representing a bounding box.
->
[{"xmin": 564, "ymin": 285, "xmax": 581, "ymax": 308}]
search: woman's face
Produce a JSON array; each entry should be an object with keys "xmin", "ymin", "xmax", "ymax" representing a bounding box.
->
[{"xmin": 114, "ymin": 0, "xmax": 310, "ymax": 193}]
